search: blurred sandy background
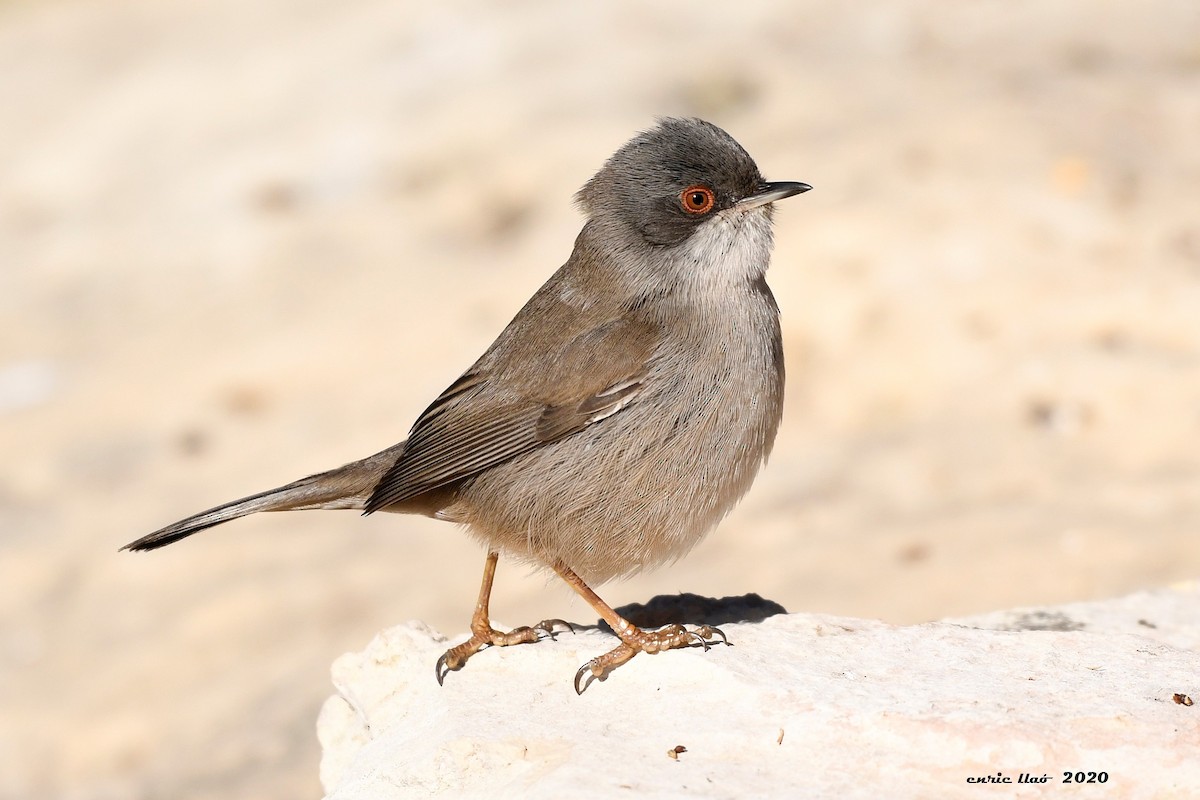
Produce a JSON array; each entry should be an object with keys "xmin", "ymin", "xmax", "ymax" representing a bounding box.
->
[{"xmin": 2, "ymin": 0, "xmax": 1199, "ymax": 797}]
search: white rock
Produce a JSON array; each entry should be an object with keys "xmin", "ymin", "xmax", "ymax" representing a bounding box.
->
[{"xmin": 318, "ymin": 585, "xmax": 1200, "ymax": 799}]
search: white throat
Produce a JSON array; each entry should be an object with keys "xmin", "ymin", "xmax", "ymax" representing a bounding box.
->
[{"xmin": 673, "ymin": 205, "xmax": 776, "ymax": 305}]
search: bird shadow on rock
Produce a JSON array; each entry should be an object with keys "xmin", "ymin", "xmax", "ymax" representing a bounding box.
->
[{"xmin": 581, "ymin": 592, "xmax": 787, "ymax": 634}]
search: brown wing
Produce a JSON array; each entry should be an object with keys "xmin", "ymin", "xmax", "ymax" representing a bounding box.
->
[{"xmin": 364, "ymin": 316, "xmax": 659, "ymax": 513}]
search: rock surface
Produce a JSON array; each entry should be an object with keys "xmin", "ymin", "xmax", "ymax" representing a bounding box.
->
[{"xmin": 318, "ymin": 585, "xmax": 1200, "ymax": 799}]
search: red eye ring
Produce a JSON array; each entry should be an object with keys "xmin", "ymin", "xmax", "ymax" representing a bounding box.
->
[{"xmin": 680, "ymin": 185, "xmax": 716, "ymax": 215}]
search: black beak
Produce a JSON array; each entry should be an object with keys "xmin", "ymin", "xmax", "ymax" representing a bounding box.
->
[{"xmin": 737, "ymin": 181, "xmax": 812, "ymax": 210}]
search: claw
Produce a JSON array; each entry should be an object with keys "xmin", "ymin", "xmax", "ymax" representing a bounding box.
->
[
  {"xmin": 435, "ymin": 638, "xmax": 484, "ymax": 685},
  {"xmin": 690, "ymin": 625, "xmax": 729, "ymax": 647},
  {"xmin": 534, "ymin": 618, "xmax": 575, "ymax": 641},
  {"xmin": 705, "ymin": 626, "xmax": 730, "ymax": 646},
  {"xmin": 568, "ymin": 623, "xmax": 732, "ymax": 694},
  {"xmin": 434, "ymin": 619, "xmax": 569, "ymax": 686},
  {"xmin": 435, "ymin": 652, "xmax": 451, "ymax": 686},
  {"xmin": 574, "ymin": 661, "xmax": 595, "ymax": 695},
  {"xmin": 551, "ymin": 561, "xmax": 736, "ymax": 692}
]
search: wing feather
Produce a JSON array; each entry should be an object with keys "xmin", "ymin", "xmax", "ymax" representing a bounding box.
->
[{"xmin": 364, "ymin": 315, "xmax": 660, "ymax": 513}]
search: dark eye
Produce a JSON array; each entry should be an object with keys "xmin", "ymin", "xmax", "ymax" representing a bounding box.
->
[{"xmin": 679, "ymin": 185, "xmax": 716, "ymax": 215}]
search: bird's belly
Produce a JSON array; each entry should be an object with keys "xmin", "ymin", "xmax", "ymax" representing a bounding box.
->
[{"xmin": 456, "ymin": 349, "xmax": 783, "ymax": 584}]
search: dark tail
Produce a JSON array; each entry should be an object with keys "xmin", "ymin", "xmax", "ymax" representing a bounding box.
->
[{"xmin": 122, "ymin": 442, "xmax": 405, "ymax": 551}]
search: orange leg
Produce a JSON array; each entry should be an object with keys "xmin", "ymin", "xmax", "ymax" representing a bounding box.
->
[
  {"xmin": 436, "ymin": 550, "xmax": 571, "ymax": 684},
  {"xmin": 552, "ymin": 561, "xmax": 728, "ymax": 694}
]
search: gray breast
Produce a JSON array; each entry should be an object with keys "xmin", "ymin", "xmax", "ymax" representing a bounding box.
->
[{"xmin": 458, "ymin": 283, "xmax": 783, "ymax": 585}]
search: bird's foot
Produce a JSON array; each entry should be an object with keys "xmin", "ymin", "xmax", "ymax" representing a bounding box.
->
[
  {"xmin": 436, "ymin": 618, "xmax": 574, "ymax": 684},
  {"xmin": 574, "ymin": 623, "xmax": 728, "ymax": 694}
]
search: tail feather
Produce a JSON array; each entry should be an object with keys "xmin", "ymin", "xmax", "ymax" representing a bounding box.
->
[{"xmin": 122, "ymin": 442, "xmax": 405, "ymax": 552}]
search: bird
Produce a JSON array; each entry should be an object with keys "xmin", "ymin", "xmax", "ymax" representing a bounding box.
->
[{"xmin": 123, "ymin": 117, "xmax": 810, "ymax": 693}]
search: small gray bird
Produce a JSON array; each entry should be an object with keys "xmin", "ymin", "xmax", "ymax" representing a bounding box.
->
[{"xmin": 124, "ymin": 118, "xmax": 809, "ymax": 692}]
